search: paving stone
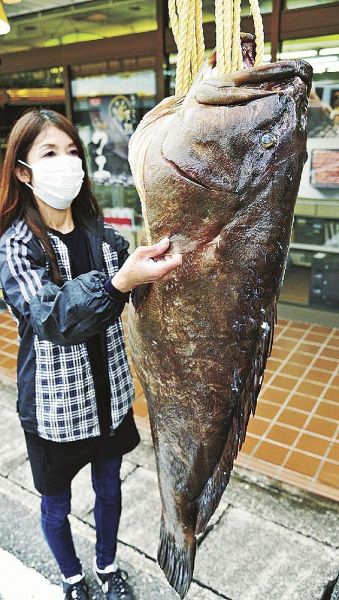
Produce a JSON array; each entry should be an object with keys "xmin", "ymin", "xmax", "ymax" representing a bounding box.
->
[
  {"xmin": 116, "ymin": 466, "xmax": 161, "ymax": 559},
  {"xmin": 70, "ymin": 458, "xmax": 138, "ymax": 520},
  {"xmin": 224, "ymin": 471, "xmax": 339, "ymax": 549},
  {"xmin": 120, "ymin": 458, "xmax": 139, "ymax": 482},
  {"xmin": 2, "ymin": 377, "xmax": 339, "ymax": 600},
  {"xmin": 0, "ymin": 405, "xmax": 27, "ymax": 476},
  {"xmin": 8, "ymin": 458, "xmax": 37, "ymax": 495},
  {"xmin": 195, "ymin": 506, "xmax": 339, "ymax": 600},
  {"xmin": 117, "ymin": 543, "xmax": 224, "ymax": 600},
  {"xmin": 0, "ymin": 381, "xmax": 17, "ymax": 410}
]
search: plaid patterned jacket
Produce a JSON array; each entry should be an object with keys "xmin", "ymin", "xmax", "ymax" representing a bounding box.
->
[{"xmin": 0, "ymin": 216, "xmax": 135, "ymax": 442}]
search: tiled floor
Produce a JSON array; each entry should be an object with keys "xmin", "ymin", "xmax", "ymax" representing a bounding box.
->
[{"xmin": 0, "ymin": 309, "xmax": 338, "ymax": 502}]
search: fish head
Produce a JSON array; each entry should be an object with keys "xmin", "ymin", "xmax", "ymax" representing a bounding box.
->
[
  {"xmin": 129, "ymin": 53, "xmax": 312, "ymax": 253},
  {"xmin": 162, "ymin": 59, "xmax": 313, "ymax": 198}
]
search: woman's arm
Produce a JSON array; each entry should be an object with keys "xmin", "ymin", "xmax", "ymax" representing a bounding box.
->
[
  {"xmin": 0, "ymin": 227, "xmax": 129, "ymax": 345},
  {"xmin": 0, "ymin": 225, "xmax": 181, "ymax": 346}
]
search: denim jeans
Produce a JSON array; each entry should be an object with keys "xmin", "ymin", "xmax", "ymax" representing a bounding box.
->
[{"xmin": 41, "ymin": 456, "xmax": 122, "ymax": 579}]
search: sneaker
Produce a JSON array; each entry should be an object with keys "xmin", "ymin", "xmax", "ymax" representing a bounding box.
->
[
  {"xmin": 62, "ymin": 574, "xmax": 89, "ymax": 600},
  {"xmin": 93, "ymin": 558, "xmax": 136, "ymax": 600}
]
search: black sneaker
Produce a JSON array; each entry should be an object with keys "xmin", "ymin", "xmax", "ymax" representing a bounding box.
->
[
  {"xmin": 62, "ymin": 575, "xmax": 89, "ymax": 600},
  {"xmin": 93, "ymin": 560, "xmax": 136, "ymax": 600}
]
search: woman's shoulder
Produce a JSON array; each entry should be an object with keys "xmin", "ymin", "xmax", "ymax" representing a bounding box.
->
[
  {"xmin": 0, "ymin": 219, "xmax": 42, "ymax": 255},
  {"xmin": 0, "ymin": 219, "xmax": 27, "ymax": 245}
]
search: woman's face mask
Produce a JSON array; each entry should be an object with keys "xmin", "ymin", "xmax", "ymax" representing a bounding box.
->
[{"xmin": 18, "ymin": 154, "xmax": 85, "ymax": 210}]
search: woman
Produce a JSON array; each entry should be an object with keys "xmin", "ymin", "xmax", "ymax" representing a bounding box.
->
[{"xmin": 0, "ymin": 109, "xmax": 182, "ymax": 600}]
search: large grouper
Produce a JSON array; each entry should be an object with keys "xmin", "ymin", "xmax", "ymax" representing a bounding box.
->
[{"xmin": 128, "ymin": 34, "xmax": 312, "ymax": 598}]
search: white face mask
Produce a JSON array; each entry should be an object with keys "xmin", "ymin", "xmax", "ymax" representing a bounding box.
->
[{"xmin": 18, "ymin": 155, "xmax": 85, "ymax": 210}]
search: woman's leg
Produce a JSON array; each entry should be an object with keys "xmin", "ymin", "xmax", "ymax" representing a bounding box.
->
[
  {"xmin": 41, "ymin": 488, "xmax": 82, "ymax": 578},
  {"xmin": 91, "ymin": 456, "xmax": 122, "ymax": 569}
]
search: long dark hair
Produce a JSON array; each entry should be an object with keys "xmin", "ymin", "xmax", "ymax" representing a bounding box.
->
[{"xmin": 0, "ymin": 108, "xmax": 101, "ymax": 285}]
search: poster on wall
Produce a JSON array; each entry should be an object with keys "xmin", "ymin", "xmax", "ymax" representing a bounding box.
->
[{"xmin": 86, "ymin": 94, "xmax": 137, "ymax": 186}]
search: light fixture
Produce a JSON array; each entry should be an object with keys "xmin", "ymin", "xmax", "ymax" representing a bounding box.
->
[
  {"xmin": 0, "ymin": 1, "xmax": 10, "ymax": 35},
  {"xmin": 277, "ymin": 50, "xmax": 318, "ymax": 60},
  {"xmin": 319, "ymin": 47, "xmax": 339, "ymax": 56}
]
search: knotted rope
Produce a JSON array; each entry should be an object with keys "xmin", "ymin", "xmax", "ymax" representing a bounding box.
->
[
  {"xmin": 215, "ymin": 0, "xmax": 264, "ymax": 74},
  {"xmin": 170, "ymin": 0, "xmax": 265, "ymax": 91}
]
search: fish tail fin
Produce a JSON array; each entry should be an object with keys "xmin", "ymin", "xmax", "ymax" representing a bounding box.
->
[{"xmin": 157, "ymin": 517, "xmax": 196, "ymax": 599}]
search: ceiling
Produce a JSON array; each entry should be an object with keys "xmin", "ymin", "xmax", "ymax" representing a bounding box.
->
[
  {"xmin": 5, "ymin": 0, "xmax": 95, "ymax": 18},
  {"xmin": 1, "ymin": 0, "xmax": 338, "ymax": 72},
  {"xmin": 0, "ymin": 0, "xmax": 276, "ymax": 55},
  {"xmin": 0, "ymin": 0, "xmax": 157, "ymax": 53}
]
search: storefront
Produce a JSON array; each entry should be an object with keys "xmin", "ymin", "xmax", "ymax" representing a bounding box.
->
[
  {"xmin": 0, "ymin": 0, "xmax": 338, "ymax": 502},
  {"xmin": 0, "ymin": 0, "xmax": 338, "ymax": 315}
]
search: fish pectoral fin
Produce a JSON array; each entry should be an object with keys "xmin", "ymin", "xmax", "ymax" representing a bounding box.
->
[{"xmin": 131, "ymin": 283, "xmax": 152, "ymax": 312}]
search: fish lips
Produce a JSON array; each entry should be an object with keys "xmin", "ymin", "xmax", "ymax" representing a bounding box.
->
[{"xmin": 195, "ymin": 59, "xmax": 313, "ymax": 106}]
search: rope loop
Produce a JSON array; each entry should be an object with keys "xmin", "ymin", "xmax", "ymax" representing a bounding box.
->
[{"xmin": 169, "ymin": 0, "xmax": 265, "ymax": 92}]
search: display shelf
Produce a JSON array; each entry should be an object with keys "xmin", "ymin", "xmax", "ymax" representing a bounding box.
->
[{"xmin": 290, "ymin": 243, "xmax": 339, "ymax": 254}]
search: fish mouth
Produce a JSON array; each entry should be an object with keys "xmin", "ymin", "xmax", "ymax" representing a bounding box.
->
[
  {"xmin": 195, "ymin": 60, "xmax": 313, "ymax": 106},
  {"xmin": 161, "ymin": 150, "xmax": 214, "ymax": 191}
]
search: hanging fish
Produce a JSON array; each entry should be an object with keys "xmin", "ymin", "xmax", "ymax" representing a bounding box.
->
[{"xmin": 128, "ymin": 34, "xmax": 312, "ymax": 598}]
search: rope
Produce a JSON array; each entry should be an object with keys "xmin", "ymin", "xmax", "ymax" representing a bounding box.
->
[
  {"xmin": 215, "ymin": 0, "xmax": 226, "ymax": 75},
  {"xmin": 195, "ymin": 0, "xmax": 205, "ymax": 73},
  {"xmin": 169, "ymin": 0, "xmax": 205, "ymax": 95},
  {"xmin": 215, "ymin": 0, "xmax": 265, "ymax": 75},
  {"xmin": 170, "ymin": 0, "xmax": 265, "ymax": 91},
  {"xmin": 231, "ymin": 0, "xmax": 242, "ymax": 72},
  {"xmin": 248, "ymin": 0, "xmax": 265, "ymax": 66}
]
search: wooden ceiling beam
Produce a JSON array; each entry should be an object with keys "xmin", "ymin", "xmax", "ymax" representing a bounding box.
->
[
  {"xmin": 0, "ymin": 30, "xmax": 157, "ymax": 74},
  {"xmin": 280, "ymin": 5, "xmax": 339, "ymax": 40},
  {"xmin": 165, "ymin": 4, "xmax": 339, "ymax": 53}
]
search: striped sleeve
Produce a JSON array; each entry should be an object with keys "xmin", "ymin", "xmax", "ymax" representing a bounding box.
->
[
  {"xmin": 103, "ymin": 222, "xmax": 130, "ymax": 269},
  {"xmin": 0, "ymin": 221, "xmax": 48, "ymax": 319}
]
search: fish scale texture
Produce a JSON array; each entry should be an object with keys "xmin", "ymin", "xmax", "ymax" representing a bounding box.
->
[{"xmin": 128, "ymin": 41, "xmax": 313, "ymax": 598}]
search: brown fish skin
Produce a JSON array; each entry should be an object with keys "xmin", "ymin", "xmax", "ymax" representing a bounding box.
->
[{"xmin": 128, "ymin": 56, "xmax": 312, "ymax": 598}]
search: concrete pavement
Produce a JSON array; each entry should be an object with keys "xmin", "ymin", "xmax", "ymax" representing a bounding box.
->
[{"xmin": 0, "ymin": 379, "xmax": 338, "ymax": 600}]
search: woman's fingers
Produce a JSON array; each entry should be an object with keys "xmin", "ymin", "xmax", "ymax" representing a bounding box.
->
[
  {"xmin": 112, "ymin": 242, "xmax": 182, "ymax": 292},
  {"xmin": 148, "ymin": 253, "xmax": 182, "ymax": 278},
  {"xmin": 137, "ymin": 237, "xmax": 170, "ymax": 259}
]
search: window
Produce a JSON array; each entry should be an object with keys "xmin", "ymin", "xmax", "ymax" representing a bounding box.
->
[
  {"xmin": 278, "ymin": 36, "xmax": 339, "ymax": 312},
  {"xmin": 285, "ymin": 0, "xmax": 338, "ymax": 9},
  {"xmin": 0, "ymin": 67, "xmax": 65, "ymax": 165}
]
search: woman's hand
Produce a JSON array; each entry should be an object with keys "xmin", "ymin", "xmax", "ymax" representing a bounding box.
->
[{"xmin": 112, "ymin": 237, "xmax": 182, "ymax": 293}]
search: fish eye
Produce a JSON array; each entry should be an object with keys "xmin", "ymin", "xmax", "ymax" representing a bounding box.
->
[{"xmin": 261, "ymin": 132, "xmax": 277, "ymax": 149}]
